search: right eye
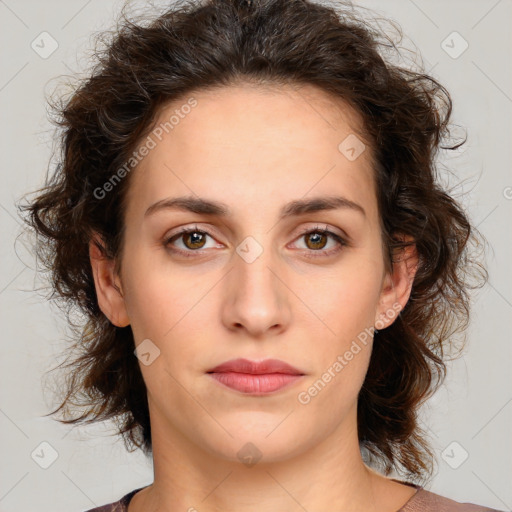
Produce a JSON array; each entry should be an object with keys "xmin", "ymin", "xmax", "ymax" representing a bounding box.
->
[{"xmin": 164, "ymin": 225, "xmax": 221, "ymax": 257}]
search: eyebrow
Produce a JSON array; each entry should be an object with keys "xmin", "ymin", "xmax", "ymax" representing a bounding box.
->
[{"xmin": 144, "ymin": 194, "xmax": 366, "ymax": 220}]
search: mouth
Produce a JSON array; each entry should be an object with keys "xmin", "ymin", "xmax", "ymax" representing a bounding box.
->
[{"xmin": 206, "ymin": 358, "xmax": 305, "ymax": 395}]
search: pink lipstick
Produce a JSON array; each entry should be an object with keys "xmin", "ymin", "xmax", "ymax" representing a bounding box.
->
[{"xmin": 207, "ymin": 358, "xmax": 304, "ymax": 395}]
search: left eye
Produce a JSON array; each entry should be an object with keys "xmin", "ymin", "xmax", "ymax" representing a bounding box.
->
[
  {"xmin": 294, "ymin": 227, "xmax": 345, "ymax": 253},
  {"xmin": 164, "ymin": 225, "xmax": 347, "ymax": 258},
  {"xmin": 164, "ymin": 227, "xmax": 218, "ymax": 253}
]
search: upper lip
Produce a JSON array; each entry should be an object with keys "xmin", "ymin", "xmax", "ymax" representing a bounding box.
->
[{"xmin": 207, "ymin": 358, "xmax": 304, "ymax": 375}]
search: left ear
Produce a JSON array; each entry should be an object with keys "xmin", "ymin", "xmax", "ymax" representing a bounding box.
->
[{"xmin": 374, "ymin": 234, "xmax": 419, "ymax": 330}]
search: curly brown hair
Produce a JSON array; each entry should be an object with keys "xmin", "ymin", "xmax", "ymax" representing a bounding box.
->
[{"xmin": 18, "ymin": 0, "xmax": 488, "ymax": 485}]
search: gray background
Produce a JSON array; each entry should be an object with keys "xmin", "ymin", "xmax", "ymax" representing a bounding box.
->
[{"xmin": 0, "ymin": 0, "xmax": 511, "ymax": 510}]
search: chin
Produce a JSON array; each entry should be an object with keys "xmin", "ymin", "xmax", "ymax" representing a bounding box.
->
[{"xmin": 195, "ymin": 419, "xmax": 314, "ymax": 466}]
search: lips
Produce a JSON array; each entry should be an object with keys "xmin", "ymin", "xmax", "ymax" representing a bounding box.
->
[
  {"xmin": 207, "ymin": 358, "xmax": 304, "ymax": 394},
  {"xmin": 207, "ymin": 358, "xmax": 303, "ymax": 375}
]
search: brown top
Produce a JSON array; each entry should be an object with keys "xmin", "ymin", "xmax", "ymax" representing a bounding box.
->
[{"xmin": 84, "ymin": 480, "xmax": 505, "ymax": 512}]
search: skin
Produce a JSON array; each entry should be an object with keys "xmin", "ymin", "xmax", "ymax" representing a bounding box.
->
[{"xmin": 90, "ymin": 83, "xmax": 419, "ymax": 512}]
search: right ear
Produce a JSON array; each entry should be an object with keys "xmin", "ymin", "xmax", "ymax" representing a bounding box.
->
[{"xmin": 89, "ymin": 233, "xmax": 130, "ymax": 327}]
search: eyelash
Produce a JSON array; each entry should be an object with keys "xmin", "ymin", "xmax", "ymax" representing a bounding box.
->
[{"xmin": 164, "ymin": 224, "xmax": 348, "ymax": 259}]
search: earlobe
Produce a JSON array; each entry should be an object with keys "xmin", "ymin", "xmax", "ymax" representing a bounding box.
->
[
  {"xmin": 89, "ymin": 234, "xmax": 130, "ymax": 328},
  {"xmin": 374, "ymin": 234, "xmax": 418, "ymax": 331}
]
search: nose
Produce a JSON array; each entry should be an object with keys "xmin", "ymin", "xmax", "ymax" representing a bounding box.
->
[{"xmin": 221, "ymin": 242, "xmax": 291, "ymax": 338}]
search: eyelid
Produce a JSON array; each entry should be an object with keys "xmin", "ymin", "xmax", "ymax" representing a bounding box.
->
[
  {"xmin": 163, "ymin": 222, "xmax": 349, "ymax": 257},
  {"xmin": 165, "ymin": 222, "xmax": 347, "ymax": 242},
  {"xmin": 164, "ymin": 223, "xmax": 218, "ymax": 240},
  {"xmin": 163, "ymin": 223, "xmax": 222, "ymax": 251},
  {"xmin": 289, "ymin": 224, "xmax": 349, "ymax": 255},
  {"xmin": 295, "ymin": 223, "xmax": 346, "ymax": 239}
]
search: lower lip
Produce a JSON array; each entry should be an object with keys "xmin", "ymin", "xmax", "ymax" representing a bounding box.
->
[{"xmin": 208, "ymin": 372, "xmax": 303, "ymax": 394}]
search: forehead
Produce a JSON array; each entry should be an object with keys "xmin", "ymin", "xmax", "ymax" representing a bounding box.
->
[
  {"xmin": 150, "ymin": 82, "xmax": 368, "ymax": 156},
  {"xmin": 125, "ymin": 83, "xmax": 377, "ymax": 223}
]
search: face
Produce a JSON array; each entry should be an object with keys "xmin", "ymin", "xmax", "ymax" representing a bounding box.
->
[{"xmin": 90, "ymin": 83, "xmax": 416, "ymax": 465}]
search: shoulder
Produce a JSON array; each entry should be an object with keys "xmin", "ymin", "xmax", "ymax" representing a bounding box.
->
[
  {"xmin": 402, "ymin": 488, "xmax": 506, "ymax": 512},
  {"xmin": 83, "ymin": 501, "xmax": 125, "ymax": 512},
  {"xmin": 83, "ymin": 487, "xmax": 143, "ymax": 512}
]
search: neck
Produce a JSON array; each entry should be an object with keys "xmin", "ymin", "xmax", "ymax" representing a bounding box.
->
[{"xmin": 129, "ymin": 402, "xmax": 411, "ymax": 512}]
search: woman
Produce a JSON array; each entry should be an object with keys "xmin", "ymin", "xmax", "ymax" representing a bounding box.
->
[{"xmin": 19, "ymin": 0, "xmax": 503, "ymax": 510}]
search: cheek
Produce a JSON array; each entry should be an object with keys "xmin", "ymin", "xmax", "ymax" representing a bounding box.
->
[
  {"xmin": 120, "ymin": 279, "xmax": 178, "ymax": 356},
  {"xmin": 296, "ymin": 332, "xmax": 373, "ymax": 438},
  {"xmin": 120, "ymin": 246, "xmax": 192, "ymax": 334},
  {"xmin": 123, "ymin": 278, "xmax": 170, "ymax": 339},
  {"xmin": 321, "ymin": 263, "xmax": 382, "ymax": 337},
  {"xmin": 122, "ymin": 263, "xmax": 217, "ymax": 380},
  {"xmin": 300, "ymin": 260, "xmax": 380, "ymax": 405}
]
